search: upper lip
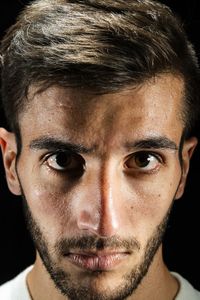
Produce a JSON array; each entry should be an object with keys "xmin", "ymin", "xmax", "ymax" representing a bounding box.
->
[{"xmin": 66, "ymin": 250, "xmax": 131, "ymax": 256}]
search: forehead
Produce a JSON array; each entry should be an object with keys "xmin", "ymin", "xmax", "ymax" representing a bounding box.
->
[{"xmin": 20, "ymin": 74, "xmax": 184, "ymax": 150}]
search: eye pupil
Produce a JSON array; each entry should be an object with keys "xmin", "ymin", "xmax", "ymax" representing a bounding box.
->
[
  {"xmin": 56, "ymin": 152, "xmax": 70, "ymax": 167},
  {"xmin": 135, "ymin": 153, "xmax": 151, "ymax": 167}
]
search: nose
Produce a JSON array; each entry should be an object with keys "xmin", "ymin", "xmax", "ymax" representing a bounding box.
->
[{"xmin": 77, "ymin": 161, "xmax": 124, "ymax": 237}]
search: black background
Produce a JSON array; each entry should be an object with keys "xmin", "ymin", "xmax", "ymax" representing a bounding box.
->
[{"xmin": 0, "ymin": 0, "xmax": 200, "ymax": 290}]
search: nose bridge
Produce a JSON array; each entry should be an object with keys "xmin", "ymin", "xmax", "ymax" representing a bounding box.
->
[
  {"xmin": 99, "ymin": 160, "xmax": 120, "ymax": 235},
  {"xmin": 77, "ymin": 158, "xmax": 122, "ymax": 237}
]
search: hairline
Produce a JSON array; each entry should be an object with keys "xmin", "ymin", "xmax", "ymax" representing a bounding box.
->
[{"xmin": 14, "ymin": 71, "xmax": 188, "ymax": 158}]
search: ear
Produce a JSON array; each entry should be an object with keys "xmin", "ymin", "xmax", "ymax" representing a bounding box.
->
[
  {"xmin": 175, "ymin": 136, "xmax": 198, "ymax": 200},
  {"xmin": 0, "ymin": 128, "xmax": 21, "ymax": 195}
]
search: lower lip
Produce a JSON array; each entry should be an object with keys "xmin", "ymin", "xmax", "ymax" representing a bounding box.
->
[{"xmin": 66, "ymin": 253, "xmax": 129, "ymax": 271}]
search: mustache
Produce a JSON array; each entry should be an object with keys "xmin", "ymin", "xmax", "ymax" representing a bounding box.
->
[{"xmin": 56, "ymin": 235, "xmax": 141, "ymax": 255}]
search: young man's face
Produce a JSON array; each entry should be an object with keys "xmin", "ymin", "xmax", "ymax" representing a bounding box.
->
[{"xmin": 0, "ymin": 74, "xmax": 197, "ymax": 300}]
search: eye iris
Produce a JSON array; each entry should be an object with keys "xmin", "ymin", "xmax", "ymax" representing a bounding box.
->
[
  {"xmin": 135, "ymin": 153, "xmax": 151, "ymax": 167},
  {"xmin": 56, "ymin": 152, "xmax": 70, "ymax": 167}
]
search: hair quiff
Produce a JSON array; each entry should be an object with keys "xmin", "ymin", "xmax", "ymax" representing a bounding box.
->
[{"xmin": 1, "ymin": 0, "xmax": 200, "ymax": 137}]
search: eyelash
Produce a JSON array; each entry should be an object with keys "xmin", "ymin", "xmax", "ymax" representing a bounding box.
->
[
  {"xmin": 124, "ymin": 151, "xmax": 164, "ymax": 174},
  {"xmin": 42, "ymin": 151, "xmax": 85, "ymax": 172}
]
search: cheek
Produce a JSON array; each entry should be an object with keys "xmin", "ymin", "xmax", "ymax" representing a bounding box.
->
[
  {"xmin": 22, "ymin": 181, "xmax": 72, "ymax": 239},
  {"xmin": 125, "ymin": 169, "xmax": 181, "ymax": 240}
]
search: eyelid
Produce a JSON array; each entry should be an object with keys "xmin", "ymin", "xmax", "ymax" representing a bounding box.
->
[
  {"xmin": 124, "ymin": 150, "xmax": 165, "ymax": 173},
  {"xmin": 144, "ymin": 151, "xmax": 163, "ymax": 163},
  {"xmin": 127, "ymin": 150, "xmax": 164, "ymax": 162},
  {"xmin": 42, "ymin": 150, "xmax": 86, "ymax": 176},
  {"xmin": 41, "ymin": 149, "xmax": 75, "ymax": 161},
  {"xmin": 42, "ymin": 150, "xmax": 72, "ymax": 169}
]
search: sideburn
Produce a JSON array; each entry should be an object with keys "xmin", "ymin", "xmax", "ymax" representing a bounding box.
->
[
  {"xmin": 178, "ymin": 131, "xmax": 186, "ymax": 168},
  {"xmin": 14, "ymin": 125, "xmax": 22, "ymax": 162}
]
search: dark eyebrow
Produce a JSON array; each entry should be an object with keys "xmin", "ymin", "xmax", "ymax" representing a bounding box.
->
[
  {"xmin": 29, "ymin": 137, "xmax": 94, "ymax": 154},
  {"xmin": 30, "ymin": 135, "xmax": 178, "ymax": 155},
  {"xmin": 125, "ymin": 136, "xmax": 178, "ymax": 151}
]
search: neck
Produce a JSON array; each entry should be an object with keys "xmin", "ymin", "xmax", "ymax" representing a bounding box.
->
[{"xmin": 27, "ymin": 246, "xmax": 179, "ymax": 300}]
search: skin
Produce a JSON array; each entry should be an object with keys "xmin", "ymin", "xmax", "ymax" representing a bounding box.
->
[{"xmin": 0, "ymin": 74, "xmax": 197, "ymax": 300}]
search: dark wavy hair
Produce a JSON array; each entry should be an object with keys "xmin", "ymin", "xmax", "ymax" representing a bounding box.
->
[{"xmin": 1, "ymin": 0, "xmax": 200, "ymax": 142}]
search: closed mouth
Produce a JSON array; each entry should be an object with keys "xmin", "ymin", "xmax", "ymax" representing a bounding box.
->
[{"xmin": 65, "ymin": 250, "xmax": 131, "ymax": 271}]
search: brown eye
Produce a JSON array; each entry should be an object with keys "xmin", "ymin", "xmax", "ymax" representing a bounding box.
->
[
  {"xmin": 125, "ymin": 152, "xmax": 161, "ymax": 171},
  {"xmin": 47, "ymin": 151, "xmax": 85, "ymax": 172}
]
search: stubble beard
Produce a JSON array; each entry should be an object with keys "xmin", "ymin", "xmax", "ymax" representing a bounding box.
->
[{"xmin": 21, "ymin": 192, "xmax": 172, "ymax": 300}]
